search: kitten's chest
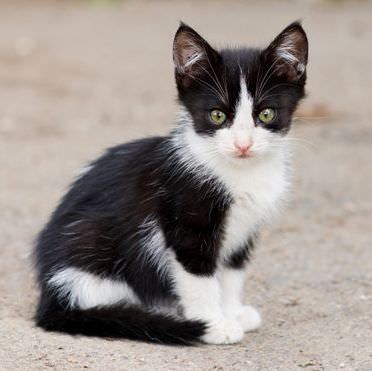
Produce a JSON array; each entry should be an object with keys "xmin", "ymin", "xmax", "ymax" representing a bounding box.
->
[{"xmin": 218, "ymin": 159, "xmax": 288, "ymax": 262}]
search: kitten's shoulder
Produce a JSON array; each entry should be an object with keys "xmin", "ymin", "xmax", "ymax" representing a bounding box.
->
[
  {"xmin": 104, "ymin": 136, "xmax": 169, "ymax": 159},
  {"xmin": 78, "ymin": 135, "xmax": 170, "ymax": 179}
]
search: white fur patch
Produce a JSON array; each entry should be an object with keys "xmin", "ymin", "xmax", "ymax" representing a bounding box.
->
[
  {"xmin": 75, "ymin": 164, "xmax": 93, "ymax": 179},
  {"xmin": 276, "ymin": 39, "xmax": 305, "ymax": 75},
  {"xmin": 184, "ymin": 50, "xmax": 203, "ymax": 69},
  {"xmin": 48, "ymin": 267, "xmax": 140, "ymax": 309},
  {"xmin": 174, "ymin": 38, "xmax": 205, "ymax": 73},
  {"xmin": 277, "ymin": 45, "xmax": 299, "ymax": 64},
  {"xmin": 136, "ymin": 217, "xmax": 170, "ymax": 282},
  {"xmin": 219, "ymin": 267, "xmax": 246, "ymax": 316}
]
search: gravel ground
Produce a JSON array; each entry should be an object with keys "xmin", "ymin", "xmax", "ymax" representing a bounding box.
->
[{"xmin": 0, "ymin": 1, "xmax": 371, "ymax": 370}]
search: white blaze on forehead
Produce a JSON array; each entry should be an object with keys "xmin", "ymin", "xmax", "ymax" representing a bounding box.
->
[
  {"xmin": 231, "ymin": 77, "xmax": 254, "ymax": 145},
  {"xmin": 234, "ymin": 77, "xmax": 253, "ymax": 128}
]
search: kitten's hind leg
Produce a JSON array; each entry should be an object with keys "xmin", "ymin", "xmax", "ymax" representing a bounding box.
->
[
  {"xmin": 170, "ymin": 258, "xmax": 244, "ymax": 345},
  {"xmin": 219, "ymin": 267, "xmax": 262, "ymax": 332}
]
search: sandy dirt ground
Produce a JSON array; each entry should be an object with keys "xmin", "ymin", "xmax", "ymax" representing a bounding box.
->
[{"xmin": 0, "ymin": 1, "xmax": 371, "ymax": 370}]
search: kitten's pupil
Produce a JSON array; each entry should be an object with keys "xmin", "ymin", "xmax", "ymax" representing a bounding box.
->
[{"xmin": 210, "ymin": 109, "xmax": 227, "ymax": 125}]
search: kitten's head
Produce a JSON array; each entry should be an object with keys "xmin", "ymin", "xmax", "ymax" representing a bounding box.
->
[{"xmin": 173, "ymin": 22, "xmax": 308, "ymax": 161}]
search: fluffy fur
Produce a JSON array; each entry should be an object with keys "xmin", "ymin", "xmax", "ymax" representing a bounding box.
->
[{"xmin": 34, "ymin": 22, "xmax": 308, "ymax": 345}]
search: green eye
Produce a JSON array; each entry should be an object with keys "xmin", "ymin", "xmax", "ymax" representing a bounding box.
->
[
  {"xmin": 210, "ymin": 109, "xmax": 227, "ymax": 125},
  {"xmin": 258, "ymin": 108, "xmax": 276, "ymax": 124}
]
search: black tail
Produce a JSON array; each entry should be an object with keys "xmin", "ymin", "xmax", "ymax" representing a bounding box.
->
[{"xmin": 36, "ymin": 300, "xmax": 206, "ymax": 345}]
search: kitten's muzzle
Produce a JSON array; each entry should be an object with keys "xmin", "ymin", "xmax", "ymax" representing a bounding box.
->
[{"xmin": 233, "ymin": 140, "xmax": 252, "ymax": 158}]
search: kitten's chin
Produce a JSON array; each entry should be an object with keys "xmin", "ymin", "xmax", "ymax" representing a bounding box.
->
[{"xmin": 219, "ymin": 151, "xmax": 257, "ymax": 165}]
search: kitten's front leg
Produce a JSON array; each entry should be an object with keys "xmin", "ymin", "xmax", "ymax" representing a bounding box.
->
[
  {"xmin": 219, "ymin": 267, "xmax": 262, "ymax": 332},
  {"xmin": 170, "ymin": 259, "xmax": 244, "ymax": 344}
]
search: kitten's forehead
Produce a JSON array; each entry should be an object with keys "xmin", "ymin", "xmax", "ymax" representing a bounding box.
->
[
  {"xmin": 219, "ymin": 49, "xmax": 260, "ymax": 108},
  {"xmin": 234, "ymin": 76, "xmax": 253, "ymax": 119}
]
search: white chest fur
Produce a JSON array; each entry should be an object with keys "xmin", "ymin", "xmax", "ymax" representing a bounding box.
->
[
  {"xmin": 217, "ymin": 154, "xmax": 289, "ymax": 262},
  {"xmin": 177, "ymin": 125, "xmax": 290, "ymax": 263}
]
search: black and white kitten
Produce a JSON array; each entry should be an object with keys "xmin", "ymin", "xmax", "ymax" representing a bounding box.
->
[{"xmin": 34, "ymin": 22, "xmax": 308, "ymax": 345}]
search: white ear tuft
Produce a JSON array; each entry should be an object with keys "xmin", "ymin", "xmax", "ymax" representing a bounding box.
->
[
  {"xmin": 277, "ymin": 43, "xmax": 300, "ymax": 64},
  {"xmin": 265, "ymin": 22, "xmax": 308, "ymax": 81},
  {"xmin": 174, "ymin": 40, "xmax": 204, "ymax": 73}
]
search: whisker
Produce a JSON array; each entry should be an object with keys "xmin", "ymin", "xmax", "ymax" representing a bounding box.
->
[
  {"xmin": 197, "ymin": 63, "xmax": 228, "ymax": 104},
  {"xmin": 185, "ymin": 72, "xmax": 226, "ymax": 103},
  {"xmin": 292, "ymin": 116, "xmax": 329, "ymax": 122},
  {"xmin": 255, "ymin": 57, "xmax": 281, "ymax": 101},
  {"xmin": 280, "ymin": 136, "xmax": 315, "ymax": 150},
  {"xmin": 204, "ymin": 53, "xmax": 229, "ymax": 104}
]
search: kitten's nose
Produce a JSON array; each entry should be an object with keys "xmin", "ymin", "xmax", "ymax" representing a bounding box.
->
[{"xmin": 234, "ymin": 140, "xmax": 252, "ymax": 156}]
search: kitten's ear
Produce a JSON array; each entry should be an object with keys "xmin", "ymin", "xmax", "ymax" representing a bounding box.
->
[
  {"xmin": 173, "ymin": 23, "xmax": 220, "ymax": 86},
  {"xmin": 263, "ymin": 22, "xmax": 308, "ymax": 82}
]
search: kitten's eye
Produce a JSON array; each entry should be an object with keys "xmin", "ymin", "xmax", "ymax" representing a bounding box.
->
[
  {"xmin": 210, "ymin": 109, "xmax": 227, "ymax": 125},
  {"xmin": 258, "ymin": 108, "xmax": 276, "ymax": 124}
]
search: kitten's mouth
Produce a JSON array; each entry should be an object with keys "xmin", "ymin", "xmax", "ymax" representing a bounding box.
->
[{"xmin": 236, "ymin": 152, "xmax": 253, "ymax": 159}]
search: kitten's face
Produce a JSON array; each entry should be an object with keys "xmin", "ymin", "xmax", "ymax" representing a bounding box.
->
[{"xmin": 173, "ymin": 22, "xmax": 308, "ymax": 162}]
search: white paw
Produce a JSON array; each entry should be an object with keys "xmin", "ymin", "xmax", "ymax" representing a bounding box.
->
[
  {"xmin": 202, "ymin": 318, "xmax": 244, "ymax": 345},
  {"xmin": 237, "ymin": 305, "xmax": 262, "ymax": 332}
]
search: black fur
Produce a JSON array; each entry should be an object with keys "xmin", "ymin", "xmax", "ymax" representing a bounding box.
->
[
  {"xmin": 226, "ymin": 237, "xmax": 256, "ymax": 269},
  {"xmin": 35, "ymin": 136, "xmax": 226, "ymax": 343},
  {"xmin": 36, "ymin": 292, "xmax": 206, "ymax": 345},
  {"xmin": 34, "ymin": 22, "xmax": 308, "ymax": 344}
]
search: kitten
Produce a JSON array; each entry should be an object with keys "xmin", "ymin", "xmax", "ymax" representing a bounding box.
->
[{"xmin": 34, "ymin": 22, "xmax": 308, "ymax": 345}]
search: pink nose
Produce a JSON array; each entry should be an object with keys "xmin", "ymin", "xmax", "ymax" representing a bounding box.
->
[{"xmin": 234, "ymin": 141, "xmax": 252, "ymax": 156}]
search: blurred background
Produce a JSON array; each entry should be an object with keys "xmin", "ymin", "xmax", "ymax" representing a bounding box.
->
[{"xmin": 0, "ymin": 1, "xmax": 371, "ymax": 370}]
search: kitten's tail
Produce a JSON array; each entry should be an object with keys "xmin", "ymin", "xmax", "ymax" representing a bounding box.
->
[{"xmin": 36, "ymin": 299, "xmax": 206, "ymax": 345}]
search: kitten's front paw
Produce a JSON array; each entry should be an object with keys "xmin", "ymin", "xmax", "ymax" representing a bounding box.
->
[
  {"xmin": 238, "ymin": 305, "xmax": 262, "ymax": 332},
  {"xmin": 202, "ymin": 319, "xmax": 244, "ymax": 345}
]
